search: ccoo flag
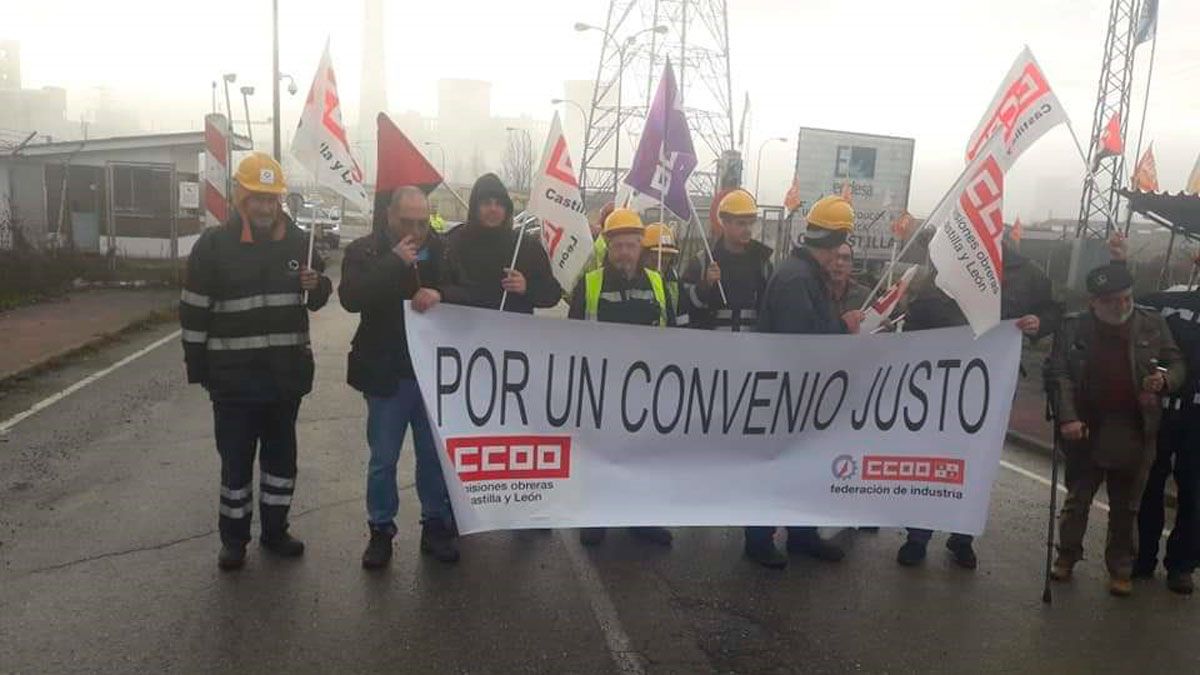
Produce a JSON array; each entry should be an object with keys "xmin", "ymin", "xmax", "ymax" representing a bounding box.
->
[
  {"xmin": 291, "ymin": 40, "xmax": 368, "ymax": 209},
  {"xmin": 528, "ymin": 112, "xmax": 594, "ymax": 291},
  {"xmin": 1132, "ymin": 144, "xmax": 1159, "ymax": 192},
  {"xmin": 623, "ymin": 59, "xmax": 698, "ymax": 221},
  {"xmin": 965, "ymin": 47, "xmax": 1068, "ymax": 171}
]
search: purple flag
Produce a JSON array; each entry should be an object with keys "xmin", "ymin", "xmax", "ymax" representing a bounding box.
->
[{"xmin": 623, "ymin": 60, "xmax": 698, "ymax": 220}]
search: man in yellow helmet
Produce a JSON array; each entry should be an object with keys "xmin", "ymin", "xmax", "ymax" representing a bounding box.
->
[
  {"xmin": 746, "ymin": 194, "xmax": 864, "ymax": 569},
  {"xmin": 568, "ymin": 207, "xmax": 675, "ymax": 547},
  {"xmin": 681, "ymin": 188, "xmax": 774, "ymax": 332},
  {"xmin": 180, "ymin": 152, "xmax": 332, "ymax": 571},
  {"xmin": 641, "ymin": 222, "xmax": 684, "ymax": 323}
]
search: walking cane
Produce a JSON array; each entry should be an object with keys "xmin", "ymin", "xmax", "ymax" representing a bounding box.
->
[{"xmin": 1042, "ymin": 375, "xmax": 1062, "ymax": 604}]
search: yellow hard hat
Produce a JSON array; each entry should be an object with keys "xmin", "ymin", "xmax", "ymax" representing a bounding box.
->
[
  {"xmin": 233, "ymin": 152, "xmax": 288, "ymax": 195},
  {"xmin": 603, "ymin": 207, "xmax": 645, "ymax": 238},
  {"xmin": 641, "ymin": 223, "xmax": 679, "ymax": 253},
  {"xmin": 806, "ymin": 195, "xmax": 854, "ymax": 231},
  {"xmin": 718, "ymin": 188, "xmax": 757, "ymax": 216}
]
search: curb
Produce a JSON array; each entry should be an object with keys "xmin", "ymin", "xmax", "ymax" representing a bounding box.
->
[
  {"xmin": 0, "ymin": 305, "xmax": 178, "ymax": 389},
  {"xmin": 1005, "ymin": 429, "xmax": 1178, "ymax": 507}
]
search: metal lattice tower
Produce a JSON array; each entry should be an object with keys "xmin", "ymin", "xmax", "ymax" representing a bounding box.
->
[
  {"xmin": 581, "ymin": 0, "xmax": 735, "ymax": 200},
  {"xmin": 1075, "ymin": 0, "xmax": 1142, "ymax": 239}
]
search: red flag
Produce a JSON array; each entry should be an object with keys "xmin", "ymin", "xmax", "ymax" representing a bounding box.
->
[
  {"xmin": 783, "ymin": 178, "xmax": 801, "ymax": 213},
  {"xmin": 1132, "ymin": 144, "xmax": 1159, "ymax": 192},
  {"xmin": 1010, "ymin": 217, "xmax": 1023, "ymax": 245},
  {"xmin": 376, "ymin": 113, "xmax": 443, "ymax": 193},
  {"xmin": 1094, "ymin": 112, "xmax": 1123, "ymax": 167}
]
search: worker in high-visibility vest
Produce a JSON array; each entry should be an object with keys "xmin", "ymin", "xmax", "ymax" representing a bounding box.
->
[
  {"xmin": 641, "ymin": 222, "xmax": 685, "ymax": 326},
  {"xmin": 568, "ymin": 207, "xmax": 674, "ymax": 548}
]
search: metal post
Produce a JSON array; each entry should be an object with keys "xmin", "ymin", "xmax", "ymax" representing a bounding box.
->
[
  {"xmin": 1159, "ymin": 228, "xmax": 1177, "ymax": 290},
  {"xmin": 1124, "ymin": 29, "xmax": 1158, "ymax": 236},
  {"xmin": 241, "ymin": 89, "xmax": 255, "ymax": 146},
  {"xmin": 272, "ymin": 0, "xmax": 282, "ymax": 161},
  {"xmin": 614, "ymin": 41, "xmax": 625, "ymax": 198}
]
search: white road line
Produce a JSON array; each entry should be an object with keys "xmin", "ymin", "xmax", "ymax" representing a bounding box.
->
[
  {"xmin": 0, "ymin": 330, "xmax": 181, "ymax": 435},
  {"xmin": 1000, "ymin": 459, "xmax": 1108, "ymax": 512},
  {"xmin": 556, "ymin": 530, "xmax": 646, "ymax": 675}
]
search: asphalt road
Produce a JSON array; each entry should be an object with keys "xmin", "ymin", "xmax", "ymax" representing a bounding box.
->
[{"xmin": 1, "ymin": 258, "xmax": 1196, "ymax": 674}]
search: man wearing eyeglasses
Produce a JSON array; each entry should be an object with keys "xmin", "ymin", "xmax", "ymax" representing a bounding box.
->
[{"xmin": 340, "ymin": 186, "xmax": 458, "ymax": 569}]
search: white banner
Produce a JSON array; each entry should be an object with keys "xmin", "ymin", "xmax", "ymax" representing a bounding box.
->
[
  {"xmin": 929, "ymin": 137, "xmax": 1007, "ymax": 336},
  {"xmin": 528, "ymin": 113, "xmax": 594, "ymax": 292},
  {"xmin": 965, "ymin": 46, "xmax": 1068, "ymax": 170},
  {"xmin": 290, "ymin": 40, "xmax": 369, "ymax": 209},
  {"xmin": 406, "ymin": 304, "xmax": 1022, "ymax": 536}
]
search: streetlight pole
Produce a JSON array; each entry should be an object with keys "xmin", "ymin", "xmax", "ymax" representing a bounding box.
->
[
  {"xmin": 240, "ymin": 86, "xmax": 256, "ymax": 146},
  {"xmin": 423, "ymin": 141, "xmax": 446, "ymax": 178},
  {"xmin": 574, "ymin": 23, "xmax": 667, "ymax": 199},
  {"xmin": 271, "ymin": 0, "xmax": 282, "ymax": 161},
  {"xmin": 754, "ymin": 136, "xmax": 787, "ymax": 198}
]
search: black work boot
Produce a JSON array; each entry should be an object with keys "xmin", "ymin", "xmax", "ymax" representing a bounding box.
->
[
  {"xmin": 261, "ymin": 532, "xmax": 305, "ymax": 558},
  {"xmin": 628, "ymin": 527, "xmax": 673, "ymax": 547},
  {"xmin": 361, "ymin": 528, "xmax": 394, "ymax": 570},
  {"xmin": 1167, "ymin": 571, "xmax": 1195, "ymax": 595},
  {"xmin": 744, "ymin": 542, "xmax": 788, "ymax": 569},
  {"xmin": 896, "ymin": 540, "xmax": 928, "ymax": 567},
  {"xmin": 579, "ymin": 528, "xmax": 607, "ymax": 546},
  {"xmin": 946, "ymin": 537, "xmax": 978, "ymax": 570},
  {"xmin": 1131, "ymin": 563, "xmax": 1156, "ymax": 580},
  {"xmin": 420, "ymin": 519, "xmax": 460, "ymax": 564},
  {"xmin": 218, "ymin": 543, "xmax": 247, "ymax": 571},
  {"xmin": 787, "ymin": 530, "xmax": 845, "ymax": 562}
]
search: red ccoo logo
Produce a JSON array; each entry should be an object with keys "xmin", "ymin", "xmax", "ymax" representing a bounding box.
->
[
  {"xmin": 862, "ymin": 456, "xmax": 965, "ymax": 485},
  {"xmin": 446, "ymin": 435, "xmax": 571, "ymax": 482}
]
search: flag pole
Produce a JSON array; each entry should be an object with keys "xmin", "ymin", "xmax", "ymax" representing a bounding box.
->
[
  {"xmin": 498, "ymin": 229, "xmax": 523, "ymax": 312},
  {"xmin": 1124, "ymin": 33, "xmax": 1158, "ymax": 236},
  {"xmin": 689, "ymin": 209, "xmax": 728, "ymax": 305}
]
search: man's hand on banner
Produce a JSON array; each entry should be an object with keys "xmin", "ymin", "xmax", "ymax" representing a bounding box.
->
[
  {"xmin": 299, "ymin": 268, "xmax": 320, "ymax": 291},
  {"xmin": 1016, "ymin": 314, "xmax": 1040, "ymax": 336},
  {"xmin": 392, "ymin": 235, "xmax": 420, "ymax": 266},
  {"xmin": 412, "ymin": 288, "xmax": 442, "ymax": 313},
  {"xmin": 1061, "ymin": 421, "xmax": 1088, "ymax": 442},
  {"xmin": 700, "ymin": 261, "xmax": 721, "ymax": 289},
  {"xmin": 842, "ymin": 310, "xmax": 865, "ymax": 334},
  {"xmin": 501, "ymin": 268, "xmax": 527, "ymax": 295},
  {"xmin": 1107, "ymin": 232, "xmax": 1128, "ymax": 262}
]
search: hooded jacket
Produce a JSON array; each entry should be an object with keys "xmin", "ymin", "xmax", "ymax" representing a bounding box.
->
[
  {"xmin": 440, "ymin": 173, "xmax": 562, "ymax": 313},
  {"xmin": 339, "ymin": 206, "xmax": 444, "ymax": 396}
]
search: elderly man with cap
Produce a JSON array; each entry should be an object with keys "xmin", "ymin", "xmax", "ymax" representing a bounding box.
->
[
  {"xmin": 569, "ymin": 207, "xmax": 675, "ymax": 547},
  {"xmin": 1046, "ymin": 262, "xmax": 1185, "ymax": 597},
  {"xmin": 681, "ymin": 188, "xmax": 774, "ymax": 332},
  {"xmin": 180, "ymin": 152, "xmax": 332, "ymax": 571},
  {"xmin": 746, "ymin": 195, "xmax": 862, "ymax": 569}
]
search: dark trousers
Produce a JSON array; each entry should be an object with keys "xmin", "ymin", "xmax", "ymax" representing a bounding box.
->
[
  {"xmin": 906, "ymin": 530, "xmax": 973, "ymax": 547},
  {"xmin": 1137, "ymin": 416, "xmax": 1200, "ymax": 574},
  {"xmin": 744, "ymin": 526, "xmax": 822, "ymax": 548},
  {"xmin": 214, "ymin": 399, "xmax": 301, "ymax": 546},
  {"xmin": 1058, "ymin": 447, "xmax": 1153, "ymax": 579}
]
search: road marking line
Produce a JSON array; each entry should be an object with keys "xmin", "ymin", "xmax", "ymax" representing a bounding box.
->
[
  {"xmin": 0, "ymin": 330, "xmax": 181, "ymax": 435},
  {"xmin": 556, "ymin": 530, "xmax": 646, "ymax": 675}
]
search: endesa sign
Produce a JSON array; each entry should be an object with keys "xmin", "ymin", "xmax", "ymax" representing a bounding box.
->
[
  {"xmin": 446, "ymin": 435, "xmax": 572, "ymax": 482},
  {"xmin": 862, "ymin": 455, "xmax": 965, "ymax": 485}
]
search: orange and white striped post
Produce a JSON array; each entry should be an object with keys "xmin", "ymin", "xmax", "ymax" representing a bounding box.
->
[{"xmin": 203, "ymin": 114, "xmax": 230, "ymax": 227}]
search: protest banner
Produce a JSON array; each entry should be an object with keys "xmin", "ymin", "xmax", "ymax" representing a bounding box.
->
[{"xmin": 406, "ymin": 304, "xmax": 1022, "ymax": 536}]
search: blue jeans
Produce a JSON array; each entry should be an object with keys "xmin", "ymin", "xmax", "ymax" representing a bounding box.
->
[{"xmin": 365, "ymin": 380, "xmax": 451, "ymax": 533}]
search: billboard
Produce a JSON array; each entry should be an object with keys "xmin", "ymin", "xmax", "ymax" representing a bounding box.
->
[{"xmin": 794, "ymin": 127, "xmax": 915, "ymax": 262}]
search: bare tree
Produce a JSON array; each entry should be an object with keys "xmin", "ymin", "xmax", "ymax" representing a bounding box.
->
[{"xmin": 502, "ymin": 133, "xmax": 532, "ymax": 194}]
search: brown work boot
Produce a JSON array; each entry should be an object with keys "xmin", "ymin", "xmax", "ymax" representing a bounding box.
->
[
  {"xmin": 1109, "ymin": 577, "xmax": 1133, "ymax": 597},
  {"xmin": 1049, "ymin": 558, "xmax": 1074, "ymax": 582}
]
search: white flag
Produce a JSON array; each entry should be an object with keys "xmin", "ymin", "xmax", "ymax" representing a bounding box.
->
[
  {"xmin": 290, "ymin": 41, "xmax": 368, "ymax": 208},
  {"xmin": 860, "ymin": 265, "xmax": 917, "ymax": 334},
  {"xmin": 528, "ymin": 113, "xmax": 594, "ymax": 291},
  {"xmin": 929, "ymin": 137, "xmax": 1007, "ymax": 336},
  {"xmin": 965, "ymin": 47, "xmax": 1068, "ymax": 171}
]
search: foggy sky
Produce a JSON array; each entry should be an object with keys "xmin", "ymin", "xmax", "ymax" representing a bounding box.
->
[{"xmin": 7, "ymin": 0, "xmax": 1198, "ymax": 220}]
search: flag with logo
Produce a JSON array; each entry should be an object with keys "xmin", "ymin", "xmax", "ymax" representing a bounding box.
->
[
  {"xmin": 1135, "ymin": 0, "xmax": 1158, "ymax": 46},
  {"xmin": 1132, "ymin": 144, "xmax": 1159, "ymax": 192},
  {"xmin": 1093, "ymin": 111, "xmax": 1124, "ymax": 169},
  {"xmin": 965, "ymin": 47, "xmax": 1068, "ymax": 171},
  {"xmin": 929, "ymin": 136, "xmax": 1008, "ymax": 336},
  {"xmin": 860, "ymin": 265, "xmax": 918, "ymax": 334},
  {"xmin": 528, "ymin": 112, "xmax": 594, "ymax": 291},
  {"xmin": 290, "ymin": 41, "xmax": 368, "ymax": 209},
  {"xmin": 623, "ymin": 59, "xmax": 698, "ymax": 221}
]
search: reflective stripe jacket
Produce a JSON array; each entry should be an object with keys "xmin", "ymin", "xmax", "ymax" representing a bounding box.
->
[
  {"xmin": 180, "ymin": 214, "xmax": 332, "ymax": 401},
  {"xmin": 568, "ymin": 265, "xmax": 674, "ymax": 327},
  {"xmin": 680, "ymin": 238, "xmax": 773, "ymax": 332}
]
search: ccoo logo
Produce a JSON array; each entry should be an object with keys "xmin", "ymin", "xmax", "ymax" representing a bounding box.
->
[{"xmin": 831, "ymin": 454, "xmax": 858, "ymax": 481}]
